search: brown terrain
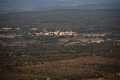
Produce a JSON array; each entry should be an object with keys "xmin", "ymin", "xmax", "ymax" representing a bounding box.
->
[{"xmin": 53, "ymin": 56, "xmax": 120, "ymax": 65}]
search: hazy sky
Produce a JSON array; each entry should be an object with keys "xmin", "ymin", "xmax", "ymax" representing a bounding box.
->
[
  {"xmin": 0, "ymin": 0, "xmax": 119, "ymax": 6},
  {"xmin": 0, "ymin": 0, "xmax": 120, "ymax": 11}
]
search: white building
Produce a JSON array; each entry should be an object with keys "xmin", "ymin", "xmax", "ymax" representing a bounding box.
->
[
  {"xmin": 2, "ymin": 28, "xmax": 12, "ymax": 31},
  {"xmin": 34, "ymin": 30, "xmax": 77, "ymax": 36},
  {"xmin": 31, "ymin": 28, "xmax": 37, "ymax": 30},
  {"xmin": 35, "ymin": 32, "xmax": 44, "ymax": 36}
]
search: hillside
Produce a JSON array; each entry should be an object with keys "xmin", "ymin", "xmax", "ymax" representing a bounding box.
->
[
  {"xmin": 0, "ymin": 9, "xmax": 120, "ymax": 33},
  {"xmin": 0, "ymin": 9, "xmax": 120, "ymax": 80}
]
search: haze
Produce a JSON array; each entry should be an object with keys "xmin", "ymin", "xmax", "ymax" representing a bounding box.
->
[{"xmin": 0, "ymin": 0, "xmax": 120, "ymax": 13}]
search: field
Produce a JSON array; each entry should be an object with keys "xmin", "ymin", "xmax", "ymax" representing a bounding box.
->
[
  {"xmin": 0, "ymin": 43, "xmax": 120, "ymax": 80},
  {"xmin": 54, "ymin": 56, "xmax": 120, "ymax": 65},
  {"xmin": 0, "ymin": 55, "xmax": 120, "ymax": 80},
  {"xmin": 0, "ymin": 9, "xmax": 120, "ymax": 80}
]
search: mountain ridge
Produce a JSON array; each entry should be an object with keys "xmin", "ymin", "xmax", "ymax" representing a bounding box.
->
[
  {"xmin": 31, "ymin": 2, "xmax": 120, "ymax": 11},
  {"xmin": 0, "ymin": 2, "xmax": 120, "ymax": 14}
]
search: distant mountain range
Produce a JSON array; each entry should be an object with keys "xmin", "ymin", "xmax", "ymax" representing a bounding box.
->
[
  {"xmin": 0, "ymin": 2, "xmax": 120, "ymax": 14},
  {"xmin": 32, "ymin": 3, "xmax": 120, "ymax": 11},
  {"xmin": 77, "ymin": 3, "xmax": 120, "ymax": 9}
]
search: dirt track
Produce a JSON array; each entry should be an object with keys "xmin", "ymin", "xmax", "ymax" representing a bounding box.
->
[{"xmin": 54, "ymin": 56, "xmax": 120, "ymax": 65}]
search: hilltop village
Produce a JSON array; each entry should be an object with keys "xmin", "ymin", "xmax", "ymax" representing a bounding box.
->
[
  {"xmin": 1, "ymin": 27, "xmax": 77, "ymax": 36},
  {"xmin": 0, "ymin": 27, "xmax": 102, "ymax": 46},
  {"xmin": 34, "ymin": 30, "xmax": 77, "ymax": 36},
  {"xmin": 1, "ymin": 27, "xmax": 118, "ymax": 47}
]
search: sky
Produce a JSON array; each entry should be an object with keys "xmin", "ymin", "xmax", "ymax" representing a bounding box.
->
[
  {"xmin": 0, "ymin": 0, "xmax": 119, "ymax": 7},
  {"xmin": 0, "ymin": 0, "xmax": 120, "ymax": 13}
]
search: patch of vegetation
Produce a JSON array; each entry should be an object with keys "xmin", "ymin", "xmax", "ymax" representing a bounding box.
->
[{"xmin": 0, "ymin": 9, "xmax": 120, "ymax": 80}]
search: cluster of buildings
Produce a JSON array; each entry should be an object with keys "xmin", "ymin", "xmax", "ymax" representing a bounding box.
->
[
  {"xmin": 1, "ymin": 27, "xmax": 20, "ymax": 31},
  {"xmin": 34, "ymin": 30, "xmax": 77, "ymax": 36},
  {"xmin": 1, "ymin": 28, "xmax": 12, "ymax": 31}
]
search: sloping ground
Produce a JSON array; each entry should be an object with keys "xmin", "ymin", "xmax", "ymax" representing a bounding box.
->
[
  {"xmin": 1, "ymin": 56, "xmax": 120, "ymax": 80},
  {"xmin": 54, "ymin": 56, "xmax": 120, "ymax": 65}
]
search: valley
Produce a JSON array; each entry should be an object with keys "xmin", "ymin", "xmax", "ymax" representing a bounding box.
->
[{"xmin": 0, "ymin": 9, "xmax": 120, "ymax": 80}]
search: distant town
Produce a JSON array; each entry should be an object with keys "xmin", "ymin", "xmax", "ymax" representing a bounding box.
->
[
  {"xmin": 1, "ymin": 27, "xmax": 77, "ymax": 36},
  {"xmin": 34, "ymin": 30, "xmax": 77, "ymax": 36}
]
